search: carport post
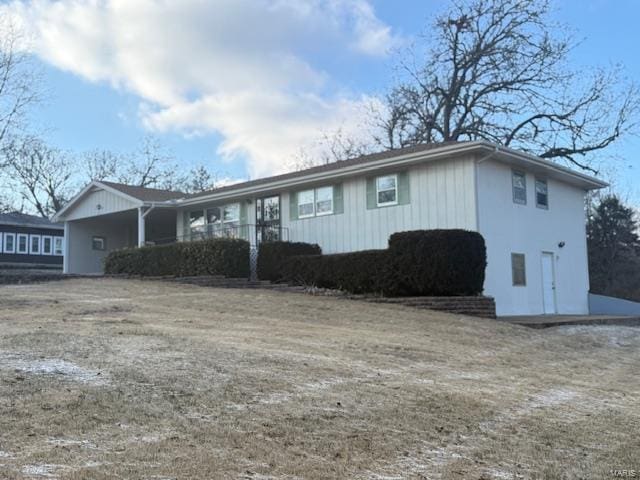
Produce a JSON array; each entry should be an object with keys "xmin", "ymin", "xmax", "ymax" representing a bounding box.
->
[
  {"xmin": 137, "ymin": 207, "xmax": 146, "ymax": 247},
  {"xmin": 63, "ymin": 221, "xmax": 70, "ymax": 274}
]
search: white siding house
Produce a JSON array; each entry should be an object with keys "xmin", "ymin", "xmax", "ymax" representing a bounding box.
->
[{"xmin": 54, "ymin": 141, "xmax": 606, "ymax": 316}]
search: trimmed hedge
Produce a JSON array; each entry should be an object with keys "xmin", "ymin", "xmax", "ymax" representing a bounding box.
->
[
  {"xmin": 282, "ymin": 250, "xmax": 389, "ymax": 294},
  {"xmin": 386, "ymin": 229, "xmax": 486, "ymax": 296},
  {"xmin": 281, "ymin": 229, "xmax": 486, "ymax": 297},
  {"xmin": 104, "ymin": 238, "xmax": 250, "ymax": 278},
  {"xmin": 257, "ymin": 241, "xmax": 321, "ymax": 281}
]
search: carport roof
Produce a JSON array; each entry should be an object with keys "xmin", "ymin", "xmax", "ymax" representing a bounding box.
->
[{"xmin": 99, "ymin": 181, "xmax": 184, "ymax": 202}]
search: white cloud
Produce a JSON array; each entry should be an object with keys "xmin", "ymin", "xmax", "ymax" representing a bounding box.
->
[{"xmin": 2, "ymin": 0, "xmax": 398, "ymax": 176}]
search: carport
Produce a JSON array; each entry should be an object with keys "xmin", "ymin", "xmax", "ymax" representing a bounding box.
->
[{"xmin": 53, "ymin": 181, "xmax": 183, "ymax": 274}]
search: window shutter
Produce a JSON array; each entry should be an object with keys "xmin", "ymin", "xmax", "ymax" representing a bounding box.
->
[
  {"xmin": 333, "ymin": 184, "xmax": 344, "ymax": 214},
  {"xmin": 289, "ymin": 191, "xmax": 299, "ymax": 220},
  {"xmin": 366, "ymin": 177, "xmax": 376, "ymax": 209},
  {"xmin": 397, "ymin": 171, "xmax": 410, "ymax": 205}
]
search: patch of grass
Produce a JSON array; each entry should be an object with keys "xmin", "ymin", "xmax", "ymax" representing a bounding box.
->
[{"xmin": 0, "ymin": 278, "xmax": 638, "ymax": 479}]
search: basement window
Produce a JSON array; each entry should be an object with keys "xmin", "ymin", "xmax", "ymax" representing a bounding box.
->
[{"xmin": 511, "ymin": 253, "xmax": 526, "ymax": 286}]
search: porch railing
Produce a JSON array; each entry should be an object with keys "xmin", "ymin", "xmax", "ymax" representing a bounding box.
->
[{"xmin": 149, "ymin": 224, "xmax": 289, "ymax": 247}]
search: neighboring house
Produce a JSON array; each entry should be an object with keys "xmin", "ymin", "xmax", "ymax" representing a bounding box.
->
[
  {"xmin": 0, "ymin": 212, "xmax": 65, "ymax": 269},
  {"xmin": 53, "ymin": 141, "xmax": 606, "ymax": 316}
]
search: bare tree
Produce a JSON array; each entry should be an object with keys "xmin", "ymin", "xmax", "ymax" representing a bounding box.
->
[
  {"xmin": 0, "ymin": 19, "xmax": 40, "ymax": 167},
  {"xmin": 377, "ymin": 0, "xmax": 640, "ymax": 173},
  {"xmin": 288, "ymin": 127, "xmax": 374, "ymax": 171},
  {"xmin": 83, "ymin": 149, "xmax": 121, "ymax": 182},
  {"xmin": 181, "ymin": 165, "xmax": 217, "ymax": 194},
  {"xmin": 3, "ymin": 137, "xmax": 74, "ymax": 217},
  {"xmin": 115, "ymin": 136, "xmax": 186, "ymax": 190}
]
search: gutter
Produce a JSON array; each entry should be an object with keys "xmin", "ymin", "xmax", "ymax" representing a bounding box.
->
[{"xmin": 176, "ymin": 142, "xmax": 487, "ymax": 207}]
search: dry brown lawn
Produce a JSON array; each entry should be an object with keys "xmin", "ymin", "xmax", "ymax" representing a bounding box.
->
[{"xmin": 0, "ymin": 278, "xmax": 638, "ymax": 479}]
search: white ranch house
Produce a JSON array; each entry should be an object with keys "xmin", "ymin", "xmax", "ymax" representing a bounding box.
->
[{"xmin": 53, "ymin": 141, "xmax": 606, "ymax": 316}]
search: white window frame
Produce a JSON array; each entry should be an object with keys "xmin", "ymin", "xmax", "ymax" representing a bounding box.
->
[
  {"xmin": 223, "ymin": 203, "xmax": 240, "ymax": 223},
  {"xmin": 535, "ymin": 178, "xmax": 549, "ymax": 209},
  {"xmin": 297, "ymin": 189, "xmax": 315, "ymax": 219},
  {"xmin": 53, "ymin": 237, "xmax": 64, "ymax": 256},
  {"xmin": 512, "ymin": 170, "xmax": 527, "ymax": 205},
  {"xmin": 376, "ymin": 174, "xmax": 398, "ymax": 207},
  {"xmin": 16, "ymin": 233, "xmax": 28, "ymax": 254},
  {"xmin": 3, "ymin": 232, "xmax": 15, "ymax": 253},
  {"xmin": 29, "ymin": 234, "xmax": 41, "ymax": 255},
  {"xmin": 315, "ymin": 186, "xmax": 334, "ymax": 216},
  {"xmin": 42, "ymin": 235, "xmax": 53, "ymax": 255}
]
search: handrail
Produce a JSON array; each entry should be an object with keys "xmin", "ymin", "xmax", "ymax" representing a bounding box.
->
[{"xmin": 148, "ymin": 223, "xmax": 289, "ymax": 246}]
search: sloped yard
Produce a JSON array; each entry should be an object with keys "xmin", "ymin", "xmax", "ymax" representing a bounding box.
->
[{"xmin": 0, "ymin": 278, "xmax": 638, "ymax": 479}]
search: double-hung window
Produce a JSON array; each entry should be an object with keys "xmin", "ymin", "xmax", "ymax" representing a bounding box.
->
[
  {"xmin": 29, "ymin": 235, "xmax": 41, "ymax": 255},
  {"xmin": 315, "ymin": 186, "xmax": 333, "ymax": 216},
  {"xmin": 207, "ymin": 207, "xmax": 221, "ymax": 225},
  {"xmin": 223, "ymin": 203, "xmax": 240, "ymax": 223},
  {"xmin": 53, "ymin": 237, "xmax": 64, "ymax": 256},
  {"xmin": 297, "ymin": 189, "xmax": 316, "ymax": 218},
  {"xmin": 42, "ymin": 236, "xmax": 53, "ymax": 255},
  {"xmin": 535, "ymin": 178, "xmax": 548, "ymax": 209},
  {"xmin": 297, "ymin": 187, "xmax": 334, "ymax": 218},
  {"xmin": 17, "ymin": 234, "xmax": 28, "ymax": 254},
  {"xmin": 376, "ymin": 174, "xmax": 398, "ymax": 206},
  {"xmin": 3, "ymin": 233, "xmax": 16, "ymax": 253},
  {"xmin": 512, "ymin": 171, "xmax": 527, "ymax": 205},
  {"xmin": 189, "ymin": 211, "xmax": 205, "ymax": 230}
]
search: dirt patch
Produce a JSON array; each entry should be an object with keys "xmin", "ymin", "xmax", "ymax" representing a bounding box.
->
[{"xmin": 0, "ymin": 278, "xmax": 638, "ymax": 479}]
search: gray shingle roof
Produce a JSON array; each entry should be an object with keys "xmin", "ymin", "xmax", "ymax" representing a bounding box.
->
[
  {"xmin": 186, "ymin": 141, "xmax": 465, "ymax": 200},
  {"xmin": 0, "ymin": 212, "xmax": 63, "ymax": 229},
  {"xmin": 99, "ymin": 181, "xmax": 185, "ymax": 202}
]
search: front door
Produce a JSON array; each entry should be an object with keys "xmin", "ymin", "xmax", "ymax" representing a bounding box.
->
[
  {"xmin": 256, "ymin": 195, "xmax": 280, "ymax": 243},
  {"xmin": 541, "ymin": 252, "xmax": 557, "ymax": 314}
]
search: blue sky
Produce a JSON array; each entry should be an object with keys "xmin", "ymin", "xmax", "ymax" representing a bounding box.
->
[{"xmin": 6, "ymin": 0, "xmax": 640, "ymax": 198}]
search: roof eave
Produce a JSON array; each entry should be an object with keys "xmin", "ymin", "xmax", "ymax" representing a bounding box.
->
[
  {"xmin": 492, "ymin": 145, "xmax": 609, "ymax": 190},
  {"xmin": 178, "ymin": 142, "xmax": 486, "ymax": 207}
]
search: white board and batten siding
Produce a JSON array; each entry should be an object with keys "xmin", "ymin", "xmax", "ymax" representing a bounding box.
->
[
  {"xmin": 284, "ymin": 156, "xmax": 477, "ymax": 253},
  {"xmin": 64, "ymin": 188, "xmax": 140, "ymax": 221},
  {"xmin": 476, "ymin": 159, "xmax": 590, "ymax": 316}
]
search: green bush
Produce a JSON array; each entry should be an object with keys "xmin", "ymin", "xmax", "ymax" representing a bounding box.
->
[
  {"xmin": 104, "ymin": 238, "xmax": 250, "ymax": 278},
  {"xmin": 257, "ymin": 241, "xmax": 321, "ymax": 281},
  {"xmin": 386, "ymin": 229, "xmax": 486, "ymax": 296},
  {"xmin": 280, "ymin": 229, "xmax": 486, "ymax": 296},
  {"xmin": 282, "ymin": 250, "xmax": 389, "ymax": 294}
]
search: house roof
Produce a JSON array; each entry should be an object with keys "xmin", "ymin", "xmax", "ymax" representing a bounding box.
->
[
  {"xmin": 186, "ymin": 141, "xmax": 464, "ymax": 200},
  {"xmin": 99, "ymin": 181, "xmax": 185, "ymax": 202},
  {"xmin": 178, "ymin": 140, "xmax": 607, "ymax": 206},
  {"xmin": 0, "ymin": 212, "xmax": 63, "ymax": 230},
  {"xmin": 54, "ymin": 141, "xmax": 608, "ymax": 220}
]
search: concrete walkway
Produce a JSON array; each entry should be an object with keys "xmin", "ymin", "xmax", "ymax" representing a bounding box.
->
[{"xmin": 499, "ymin": 314, "xmax": 640, "ymax": 329}]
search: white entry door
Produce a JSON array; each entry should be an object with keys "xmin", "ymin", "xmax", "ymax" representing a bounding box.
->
[{"xmin": 541, "ymin": 252, "xmax": 557, "ymax": 314}]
